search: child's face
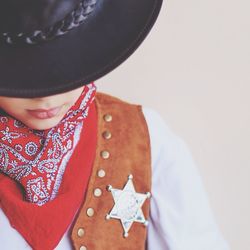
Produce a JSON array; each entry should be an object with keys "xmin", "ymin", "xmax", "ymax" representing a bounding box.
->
[{"xmin": 0, "ymin": 86, "xmax": 84, "ymax": 130}]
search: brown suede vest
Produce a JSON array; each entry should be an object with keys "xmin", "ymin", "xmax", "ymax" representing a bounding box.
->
[{"xmin": 71, "ymin": 92, "xmax": 151, "ymax": 250}]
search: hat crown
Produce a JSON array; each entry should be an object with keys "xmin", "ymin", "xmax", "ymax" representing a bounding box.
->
[{"xmin": 0, "ymin": 0, "xmax": 80, "ymax": 33}]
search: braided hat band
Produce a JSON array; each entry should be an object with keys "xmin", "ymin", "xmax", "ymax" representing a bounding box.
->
[{"xmin": 0, "ymin": 0, "xmax": 97, "ymax": 45}]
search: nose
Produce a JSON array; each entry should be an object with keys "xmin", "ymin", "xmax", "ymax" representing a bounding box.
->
[
  {"xmin": 31, "ymin": 97, "xmax": 56, "ymax": 108},
  {"xmin": 32, "ymin": 97, "xmax": 48, "ymax": 101},
  {"xmin": 31, "ymin": 95, "xmax": 53, "ymax": 102}
]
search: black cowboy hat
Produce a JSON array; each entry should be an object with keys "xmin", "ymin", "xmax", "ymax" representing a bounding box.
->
[{"xmin": 0, "ymin": 0, "xmax": 163, "ymax": 98}]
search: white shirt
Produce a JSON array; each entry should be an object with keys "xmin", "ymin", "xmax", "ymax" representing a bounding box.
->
[{"xmin": 0, "ymin": 107, "xmax": 230, "ymax": 250}]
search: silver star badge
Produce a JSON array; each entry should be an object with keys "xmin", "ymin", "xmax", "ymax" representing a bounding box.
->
[{"xmin": 106, "ymin": 174, "xmax": 151, "ymax": 237}]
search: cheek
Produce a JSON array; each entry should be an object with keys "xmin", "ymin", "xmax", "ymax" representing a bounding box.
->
[
  {"xmin": 0, "ymin": 100, "xmax": 27, "ymax": 118},
  {"xmin": 7, "ymin": 110, "xmax": 27, "ymax": 123}
]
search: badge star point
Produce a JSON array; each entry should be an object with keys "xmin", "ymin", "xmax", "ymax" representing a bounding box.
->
[{"xmin": 106, "ymin": 174, "xmax": 151, "ymax": 237}]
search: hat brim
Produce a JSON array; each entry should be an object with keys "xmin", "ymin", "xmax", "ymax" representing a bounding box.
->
[{"xmin": 0, "ymin": 0, "xmax": 163, "ymax": 97}]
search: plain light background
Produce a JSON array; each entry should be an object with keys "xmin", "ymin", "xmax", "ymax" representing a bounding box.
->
[{"xmin": 96, "ymin": 0, "xmax": 249, "ymax": 249}]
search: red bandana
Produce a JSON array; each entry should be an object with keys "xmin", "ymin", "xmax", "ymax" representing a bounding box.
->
[
  {"xmin": 0, "ymin": 83, "xmax": 98, "ymax": 249},
  {"xmin": 0, "ymin": 83, "xmax": 96, "ymax": 206}
]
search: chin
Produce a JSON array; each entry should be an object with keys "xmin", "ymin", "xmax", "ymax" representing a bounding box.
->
[{"xmin": 26, "ymin": 118, "xmax": 61, "ymax": 130}]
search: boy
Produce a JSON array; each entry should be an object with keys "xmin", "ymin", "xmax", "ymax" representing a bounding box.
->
[{"xmin": 0, "ymin": 0, "xmax": 229, "ymax": 249}]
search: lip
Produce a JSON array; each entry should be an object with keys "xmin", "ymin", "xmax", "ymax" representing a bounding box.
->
[{"xmin": 27, "ymin": 106, "xmax": 63, "ymax": 119}]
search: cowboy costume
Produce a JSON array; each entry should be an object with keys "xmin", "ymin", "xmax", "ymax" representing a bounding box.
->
[{"xmin": 0, "ymin": 0, "xmax": 229, "ymax": 249}]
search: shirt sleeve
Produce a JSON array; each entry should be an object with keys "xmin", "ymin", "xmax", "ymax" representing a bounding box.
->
[{"xmin": 142, "ymin": 107, "xmax": 230, "ymax": 250}]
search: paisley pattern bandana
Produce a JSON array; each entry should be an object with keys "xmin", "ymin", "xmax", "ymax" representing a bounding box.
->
[{"xmin": 0, "ymin": 82, "xmax": 96, "ymax": 206}]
